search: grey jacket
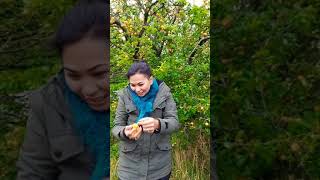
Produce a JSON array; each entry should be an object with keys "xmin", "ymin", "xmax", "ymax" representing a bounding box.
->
[
  {"xmin": 16, "ymin": 73, "xmax": 97, "ymax": 180},
  {"xmin": 111, "ymin": 81, "xmax": 180, "ymax": 180}
]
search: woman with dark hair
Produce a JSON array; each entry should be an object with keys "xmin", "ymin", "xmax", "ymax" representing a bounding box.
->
[
  {"xmin": 112, "ymin": 61, "xmax": 180, "ymax": 180},
  {"xmin": 16, "ymin": 1, "xmax": 110, "ymax": 180}
]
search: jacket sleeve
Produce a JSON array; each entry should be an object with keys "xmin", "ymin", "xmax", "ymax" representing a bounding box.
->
[
  {"xmin": 158, "ymin": 92, "xmax": 180, "ymax": 135},
  {"xmin": 16, "ymin": 92, "xmax": 58, "ymax": 180},
  {"xmin": 111, "ymin": 91, "xmax": 132, "ymax": 142}
]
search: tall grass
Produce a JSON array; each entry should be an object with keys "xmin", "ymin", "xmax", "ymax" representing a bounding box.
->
[
  {"xmin": 110, "ymin": 155, "xmax": 118, "ymax": 180},
  {"xmin": 110, "ymin": 131, "xmax": 210, "ymax": 180},
  {"xmin": 171, "ymin": 131, "xmax": 210, "ymax": 180}
]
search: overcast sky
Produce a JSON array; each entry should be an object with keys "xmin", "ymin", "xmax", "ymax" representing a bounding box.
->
[{"xmin": 187, "ymin": 0, "xmax": 205, "ymax": 6}]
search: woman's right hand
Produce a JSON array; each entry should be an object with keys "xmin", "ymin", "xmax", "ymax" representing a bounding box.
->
[{"xmin": 124, "ymin": 125, "xmax": 142, "ymax": 140}]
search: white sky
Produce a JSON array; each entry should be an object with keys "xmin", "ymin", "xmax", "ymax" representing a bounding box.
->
[{"xmin": 187, "ymin": 0, "xmax": 205, "ymax": 6}]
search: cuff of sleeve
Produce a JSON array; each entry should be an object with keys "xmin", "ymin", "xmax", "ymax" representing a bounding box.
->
[
  {"xmin": 123, "ymin": 127, "xmax": 130, "ymax": 140},
  {"xmin": 154, "ymin": 118, "xmax": 161, "ymax": 134},
  {"xmin": 158, "ymin": 118, "xmax": 169, "ymax": 134},
  {"xmin": 118, "ymin": 127, "xmax": 130, "ymax": 141}
]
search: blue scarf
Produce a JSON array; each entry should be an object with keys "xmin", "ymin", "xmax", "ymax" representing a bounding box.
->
[
  {"xmin": 64, "ymin": 82, "xmax": 109, "ymax": 180},
  {"xmin": 128, "ymin": 79, "xmax": 159, "ymax": 123}
]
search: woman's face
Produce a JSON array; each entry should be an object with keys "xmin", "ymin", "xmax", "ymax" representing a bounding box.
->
[
  {"xmin": 129, "ymin": 73, "xmax": 153, "ymax": 97},
  {"xmin": 62, "ymin": 37, "xmax": 109, "ymax": 111}
]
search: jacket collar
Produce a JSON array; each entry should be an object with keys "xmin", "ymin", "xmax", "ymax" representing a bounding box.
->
[
  {"xmin": 152, "ymin": 82, "xmax": 170, "ymax": 110},
  {"xmin": 43, "ymin": 70, "xmax": 74, "ymax": 123}
]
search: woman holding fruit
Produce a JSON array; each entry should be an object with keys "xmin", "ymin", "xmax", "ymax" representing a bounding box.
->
[{"xmin": 112, "ymin": 61, "xmax": 180, "ymax": 180}]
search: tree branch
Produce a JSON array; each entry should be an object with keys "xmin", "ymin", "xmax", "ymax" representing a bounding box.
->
[
  {"xmin": 133, "ymin": 0, "xmax": 159, "ymax": 59},
  {"xmin": 155, "ymin": 41, "xmax": 165, "ymax": 57},
  {"xmin": 188, "ymin": 36, "xmax": 210, "ymax": 65},
  {"xmin": 150, "ymin": 2, "xmax": 165, "ymax": 17},
  {"xmin": 111, "ymin": 18, "xmax": 130, "ymax": 41},
  {"xmin": 134, "ymin": 0, "xmax": 146, "ymax": 12},
  {"xmin": 151, "ymin": 7, "xmax": 177, "ymax": 58}
]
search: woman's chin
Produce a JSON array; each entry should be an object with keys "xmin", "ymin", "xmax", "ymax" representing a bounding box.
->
[
  {"xmin": 88, "ymin": 102, "xmax": 109, "ymax": 112},
  {"xmin": 137, "ymin": 92, "xmax": 146, "ymax": 97}
]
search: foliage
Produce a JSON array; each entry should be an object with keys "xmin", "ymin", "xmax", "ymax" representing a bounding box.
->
[
  {"xmin": 212, "ymin": 0, "xmax": 320, "ymax": 179},
  {"xmin": 110, "ymin": 0, "xmax": 210, "ymax": 179},
  {"xmin": 0, "ymin": 0, "xmax": 76, "ymax": 70}
]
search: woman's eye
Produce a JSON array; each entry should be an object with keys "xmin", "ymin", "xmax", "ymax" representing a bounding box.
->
[
  {"xmin": 93, "ymin": 71, "xmax": 106, "ymax": 78},
  {"xmin": 68, "ymin": 73, "xmax": 81, "ymax": 80}
]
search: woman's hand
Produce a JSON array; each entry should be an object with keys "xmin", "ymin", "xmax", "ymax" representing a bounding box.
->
[
  {"xmin": 124, "ymin": 125, "xmax": 143, "ymax": 140},
  {"xmin": 138, "ymin": 117, "xmax": 160, "ymax": 134}
]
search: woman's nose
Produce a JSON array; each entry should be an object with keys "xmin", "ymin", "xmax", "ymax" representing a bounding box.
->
[
  {"xmin": 136, "ymin": 87, "xmax": 141, "ymax": 93},
  {"xmin": 82, "ymin": 82, "xmax": 98, "ymax": 97}
]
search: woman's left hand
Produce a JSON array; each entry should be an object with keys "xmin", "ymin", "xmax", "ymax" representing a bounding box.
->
[
  {"xmin": 138, "ymin": 117, "xmax": 160, "ymax": 134},
  {"xmin": 131, "ymin": 125, "xmax": 143, "ymax": 140}
]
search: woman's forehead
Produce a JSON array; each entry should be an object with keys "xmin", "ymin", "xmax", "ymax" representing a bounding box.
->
[
  {"xmin": 129, "ymin": 73, "xmax": 149, "ymax": 83},
  {"xmin": 62, "ymin": 38, "xmax": 108, "ymax": 71}
]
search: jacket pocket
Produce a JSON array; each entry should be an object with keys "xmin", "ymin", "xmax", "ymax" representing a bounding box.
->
[
  {"xmin": 49, "ymin": 134, "xmax": 84, "ymax": 163},
  {"xmin": 156, "ymin": 141, "xmax": 172, "ymax": 151},
  {"xmin": 120, "ymin": 141, "xmax": 138, "ymax": 153}
]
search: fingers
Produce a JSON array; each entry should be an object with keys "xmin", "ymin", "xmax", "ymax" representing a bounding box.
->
[
  {"xmin": 142, "ymin": 125, "xmax": 155, "ymax": 133},
  {"xmin": 138, "ymin": 118, "xmax": 157, "ymax": 133},
  {"xmin": 138, "ymin": 117, "xmax": 153, "ymax": 125},
  {"xmin": 131, "ymin": 128, "xmax": 138, "ymax": 137},
  {"xmin": 142, "ymin": 127, "xmax": 154, "ymax": 133},
  {"xmin": 138, "ymin": 122, "xmax": 153, "ymax": 128},
  {"xmin": 124, "ymin": 125, "xmax": 135, "ymax": 138},
  {"xmin": 125, "ymin": 125, "xmax": 133, "ymax": 130},
  {"xmin": 134, "ymin": 127, "xmax": 143, "ymax": 140},
  {"xmin": 138, "ymin": 117, "xmax": 151, "ymax": 122},
  {"xmin": 131, "ymin": 126, "xmax": 143, "ymax": 140},
  {"xmin": 138, "ymin": 120, "xmax": 154, "ymax": 129}
]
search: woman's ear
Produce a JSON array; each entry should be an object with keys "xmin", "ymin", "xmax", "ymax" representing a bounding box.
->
[{"xmin": 149, "ymin": 76, "xmax": 153, "ymax": 84}]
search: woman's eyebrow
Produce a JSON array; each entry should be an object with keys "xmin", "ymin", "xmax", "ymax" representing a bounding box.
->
[
  {"xmin": 63, "ymin": 64, "xmax": 108, "ymax": 73},
  {"xmin": 130, "ymin": 81, "xmax": 143, "ymax": 85},
  {"xmin": 63, "ymin": 67, "xmax": 78, "ymax": 73},
  {"xmin": 87, "ymin": 64, "xmax": 108, "ymax": 72}
]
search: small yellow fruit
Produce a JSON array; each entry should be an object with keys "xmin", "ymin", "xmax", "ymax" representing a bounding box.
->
[{"xmin": 132, "ymin": 123, "xmax": 139, "ymax": 129}]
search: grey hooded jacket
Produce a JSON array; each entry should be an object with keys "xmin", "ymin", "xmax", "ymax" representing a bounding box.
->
[
  {"xmin": 111, "ymin": 81, "xmax": 180, "ymax": 180},
  {"xmin": 16, "ymin": 73, "xmax": 100, "ymax": 180}
]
